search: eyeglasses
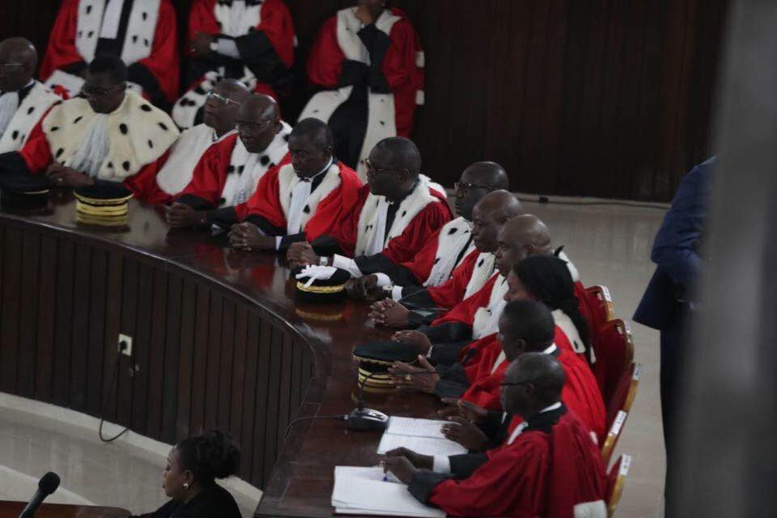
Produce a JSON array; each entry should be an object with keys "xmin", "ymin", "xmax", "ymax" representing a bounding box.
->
[
  {"xmin": 455, "ymin": 181, "xmax": 495, "ymax": 192},
  {"xmin": 81, "ymin": 84, "xmax": 122, "ymax": 98},
  {"xmin": 365, "ymin": 158, "xmax": 394, "ymax": 174},
  {"xmin": 206, "ymin": 90, "xmax": 242, "ymax": 107},
  {"xmin": 236, "ymin": 119, "xmax": 273, "ymax": 133}
]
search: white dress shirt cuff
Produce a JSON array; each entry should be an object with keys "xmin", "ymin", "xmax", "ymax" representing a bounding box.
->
[
  {"xmin": 275, "ymin": 236, "xmax": 283, "ymax": 250},
  {"xmin": 432, "ymin": 456, "xmax": 452, "ymax": 474},
  {"xmin": 333, "ymin": 254, "xmax": 362, "ymax": 277},
  {"xmin": 374, "ymin": 273, "xmax": 392, "ymax": 288},
  {"xmin": 391, "ymin": 286, "xmax": 404, "ymax": 300}
]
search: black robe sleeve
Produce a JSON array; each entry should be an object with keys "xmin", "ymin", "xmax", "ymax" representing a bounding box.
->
[
  {"xmin": 408, "ymin": 471, "xmax": 451, "ymax": 506},
  {"xmin": 233, "ymin": 30, "xmax": 289, "ymax": 83},
  {"xmin": 357, "ymin": 23, "xmax": 392, "ymax": 93},
  {"xmin": 127, "ymin": 62, "xmax": 166, "ymax": 109},
  {"xmin": 433, "ymin": 363, "xmax": 471, "ymax": 399},
  {"xmin": 354, "ymin": 252, "xmax": 397, "ymax": 275},
  {"xmin": 420, "ymin": 322, "xmax": 473, "ymax": 344},
  {"xmin": 449, "ymin": 452, "xmax": 490, "ymax": 478},
  {"xmin": 177, "ymin": 193, "xmax": 215, "ymax": 211}
]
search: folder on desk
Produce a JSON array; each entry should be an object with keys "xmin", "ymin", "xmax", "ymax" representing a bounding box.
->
[
  {"xmin": 377, "ymin": 417, "xmax": 467, "ymax": 456},
  {"xmin": 332, "ymin": 466, "xmax": 445, "ymax": 517}
]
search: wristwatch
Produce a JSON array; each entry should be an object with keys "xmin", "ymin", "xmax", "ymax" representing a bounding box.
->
[
  {"xmin": 209, "ymin": 40, "xmax": 219, "ymax": 52},
  {"xmin": 319, "ymin": 256, "xmax": 330, "ymax": 266},
  {"xmin": 382, "ymin": 284, "xmax": 395, "ymax": 299}
]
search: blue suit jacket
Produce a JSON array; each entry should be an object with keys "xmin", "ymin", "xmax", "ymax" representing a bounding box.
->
[{"xmin": 633, "ymin": 157, "xmax": 714, "ymax": 331}]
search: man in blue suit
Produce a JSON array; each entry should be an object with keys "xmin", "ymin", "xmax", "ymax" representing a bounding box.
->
[{"xmin": 634, "ymin": 157, "xmax": 713, "ymax": 514}]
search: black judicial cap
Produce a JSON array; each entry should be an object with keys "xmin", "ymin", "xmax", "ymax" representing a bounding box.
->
[
  {"xmin": 353, "ymin": 340, "xmax": 419, "ymax": 394},
  {"xmin": 292, "ymin": 266, "xmax": 350, "ymax": 304},
  {"xmin": 0, "ymin": 170, "xmax": 50, "ymax": 197}
]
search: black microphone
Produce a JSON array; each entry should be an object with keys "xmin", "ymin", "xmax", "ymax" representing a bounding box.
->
[
  {"xmin": 346, "ymin": 368, "xmax": 444, "ymax": 431},
  {"xmin": 19, "ymin": 472, "xmax": 60, "ymax": 518}
]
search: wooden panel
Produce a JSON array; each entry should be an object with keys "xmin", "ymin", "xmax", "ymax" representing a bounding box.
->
[
  {"xmin": 253, "ymin": 316, "xmax": 274, "ymax": 488},
  {"xmin": 17, "ymin": 232, "xmax": 41, "ymax": 397},
  {"xmin": 51, "ymin": 239, "xmax": 75, "ymax": 407},
  {"xmin": 176, "ymin": 278, "xmax": 197, "ymax": 440},
  {"xmin": 204, "ymin": 292, "xmax": 223, "ymax": 431},
  {"xmin": 69, "ymin": 244, "xmax": 92, "ymax": 410},
  {"xmin": 229, "ymin": 306, "xmax": 249, "ymax": 447},
  {"xmin": 240, "ymin": 315, "xmax": 262, "ymax": 482},
  {"xmin": 117, "ymin": 259, "xmax": 139, "ymax": 428},
  {"xmin": 35, "ymin": 235, "xmax": 58, "ymax": 401},
  {"xmin": 85, "ymin": 248, "xmax": 108, "ymax": 416},
  {"xmin": 102, "ymin": 253, "xmax": 124, "ymax": 423},
  {"xmin": 217, "ymin": 299, "xmax": 236, "ymax": 432},
  {"xmin": 162, "ymin": 274, "xmax": 183, "ymax": 444},
  {"xmin": 146, "ymin": 269, "xmax": 169, "ymax": 439},
  {"xmin": 0, "ymin": 227, "xmax": 22, "ymax": 393},
  {"xmin": 189, "ymin": 284, "xmax": 210, "ymax": 433}
]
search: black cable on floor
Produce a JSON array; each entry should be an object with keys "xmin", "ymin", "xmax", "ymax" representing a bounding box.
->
[{"xmin": 98, "ymin": 352, "xmax": 131, "ymax": 443}]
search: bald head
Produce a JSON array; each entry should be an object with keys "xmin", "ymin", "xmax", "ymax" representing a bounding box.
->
[
  {"xmin": 366, "ymin": 137, "xmax": 422, "ymax": 199},
  {"xmin": 494, "ymin": 214, "xmax": 553, "ymax": 277},
  {"xmin": 502, "ymin": 353, "xmax": 566, "ymax": 417},
  {"xmin": 237, "ymin": 94, "xmax": 281, "ymax": 153},
  {"xmin": 470, "ymin": 190, "xmax": 523, "ymax": 253},
  {"xmin": 0, "ymin": 38, "xmax": 38, "ymax": 92},
  {"xmin": 454, "ymin": 161, "xmax": 510, "ymax": 219},
  {"xmin": 204, "ymin": 79, "xmax": 250, "ymax": 137}
]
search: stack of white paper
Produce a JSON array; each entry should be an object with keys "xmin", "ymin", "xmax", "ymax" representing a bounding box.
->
[
  {"xmin": 377, "ymin": 417, "xmax": 467, "ymax": 456},
  {"xmin": 332, "ymin": 466, "xmax": 445, "ymax": 517}
]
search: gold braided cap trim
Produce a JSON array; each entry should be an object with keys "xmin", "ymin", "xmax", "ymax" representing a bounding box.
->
[
  {"xmin": 76, "ymin": 201, "xmax": 128, "ymax": 216},
  {"xmin": 296, "ymin": 282, "xmax": 345, "ymax": 294},
  {"xmin": 74, "ymin": 192, "xmax": 133, "ymax": 206}
]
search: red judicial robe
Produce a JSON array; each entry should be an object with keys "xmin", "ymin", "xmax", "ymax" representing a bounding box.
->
[
  {"xmin": 410, "ymin": 408, "xmax": 607, "ymax": 518},
  {"xmin": 0, "ymin": 82, "xmax": 62, "ymax": 154},
  {"xmin": 239, "ymin": 161, "xmax": 362, "ymax": 243},
  {"xmin": 462, "ymin": 344, "xmax": 606, "ymax": 443},
  {"xmin": 298, "ymin": 7, "xmax": 424, "ymax": 177},
  {"xmin": 17, "ymin": 92, "xmax": 178, "ymax": 202},
  {"xmin": 326, "ymin": 181, "xmax": 451, "ymax": 273},
  {"xmin": 173, "ymin": 0, "xmax": 295, "ymax": 129},
  {"xmin": 395, "ymin": 217, "xmax": 474, "ymax": 285},
  {"xmin": 177, "ymin": 123, "xmax": 291, "ymax": 209},
  {"xmin": 40, "ymin": 0, "xmax": 179, "ymax": 105}
]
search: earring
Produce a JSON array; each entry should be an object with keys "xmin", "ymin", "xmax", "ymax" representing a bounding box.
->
[{"xmin": 183, "ymin": 483, "xmax": 190, "ymax": 490}]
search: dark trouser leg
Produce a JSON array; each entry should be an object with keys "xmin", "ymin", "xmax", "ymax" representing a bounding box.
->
[{"xmin": 661, "ymin": 317, "xmax": 688, "ymax": 518}]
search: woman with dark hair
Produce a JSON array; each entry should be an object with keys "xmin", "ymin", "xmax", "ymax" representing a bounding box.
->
[
  {"xmin": 505, "ymin": 255, "xmax": 595, "ymax": 366},
  {"xmin": 131, "ymin": 431, "xmax": 242, "ymax": 518}
]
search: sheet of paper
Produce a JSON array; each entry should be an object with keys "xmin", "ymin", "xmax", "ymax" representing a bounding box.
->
[
  {"xmin": 386, "ymin": 416, "xmax": 453, "ymax": 439},
  {"xmin": 377, "ymin": 433, "xmax": 467, "ymax": 456},
  {"xmin": 332, "ymin": 466, "xmax": 445, "ymax": 518}
]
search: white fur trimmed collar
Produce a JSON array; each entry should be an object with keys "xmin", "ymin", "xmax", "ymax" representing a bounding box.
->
[
  {"xmin": 42, "ymin": 91, "xmax": 179, "ymax": 180},
  {"xmin": 0, "ymin": 81, "xmax": 61, "ymax": 153},
  {"xmin": 277, "ymin": 162, "xmax": 343, "ymax": 230},
  {"xmin": 355, "ymin": 178, "xmax": 441, "ymax": 257},
  {"xmin": 424, "ymin": 217, "xmax": 473, "ymax": 287}
]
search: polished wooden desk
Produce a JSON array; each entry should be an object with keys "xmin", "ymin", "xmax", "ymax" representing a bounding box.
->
[
  {"xmin": 0, "ymin": 191, "xmax": 442, "ymax": 518},
  {"xmin": 0, "ymin": 501, "xmax": 129, "ymax": 518}
]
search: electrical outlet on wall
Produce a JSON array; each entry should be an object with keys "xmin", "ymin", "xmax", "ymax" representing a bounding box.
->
[{"xmin": 118, "ymin": 334, "xmax": 133, "ymax": 356}]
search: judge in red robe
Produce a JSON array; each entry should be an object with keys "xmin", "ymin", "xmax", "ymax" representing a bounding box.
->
[
  {"xmin": 0, "ymin": 38, "xmax": 63, "ymax": 154},
  {"xmin": 226, "ymin": 118, "xmax": 362, "ymax": 253},
  {"xmin": 346, "ymin": 162, "xmax": 510, "ymax": 302},
  {"xmin": 0, "ymin": 56, "xmax": 178, "ymax": 200},
  {"xmin": 146, "ymin": 79, "xmax": 251, "ymax": 205},
  {"xmin": 298, "ymin": 1, "xmax": 424, "ymax": 179},
  {"xmin": 384, "ymin": 353, "xmax": 608, "ymax": 518},
  {"xmin": 286, "ymin": 137, "xmax": 451, "ymax": 274},
  {"xmin": 166, "ymin": 94, "xmax": 290, "ymax": 230},
  {"xmin": 367, "ymin": 188, "xmax": 520, "ymax": 331},
  {"xmin": 173, "ymin": 0, "xmax": 295, "ymax": 130},
  {"xmin": 40, "ymin": 0, "xmax": 179, "ymax": 108}
]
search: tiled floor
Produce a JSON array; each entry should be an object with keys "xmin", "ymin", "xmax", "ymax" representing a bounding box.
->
[{"xmin": 0, "ymin": 200, "xmax": 667, "ymax": 517}]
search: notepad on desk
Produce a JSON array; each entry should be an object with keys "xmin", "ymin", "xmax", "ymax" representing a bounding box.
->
[
  {"xmin": 376, "ymin": 416, "xmax": 467, "ymax": 456},
  {"xmin": 332, "ymin": 466, "xmax": 445, "ymax": 517}
]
